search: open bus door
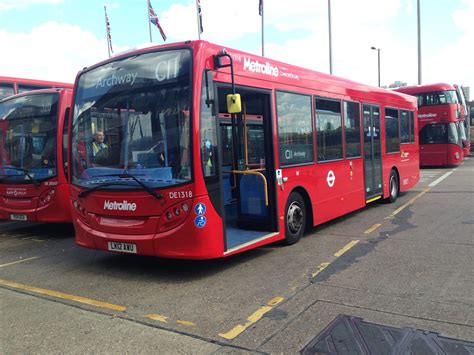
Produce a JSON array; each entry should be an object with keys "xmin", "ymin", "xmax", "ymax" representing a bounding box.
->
[{"xmin": 216, "ymin": 86, "xmax": 278, "ymax": 253}]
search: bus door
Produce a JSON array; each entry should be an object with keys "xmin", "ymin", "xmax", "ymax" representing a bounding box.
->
[
  {"xmin": 362, "ymin": 104, "xmax": 383, "ymax": 200},
  {"xmin": 216, "ymin": 87, "xmax": 277, "ymax": 252}
]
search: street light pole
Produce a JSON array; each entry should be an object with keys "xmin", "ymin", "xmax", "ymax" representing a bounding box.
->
[
  {"xmin": 371, "ymin": 47, "xmax": 381, "ymax": 87},
  {"xmin": 417, "ymin": 0, "xmax": 422, "ymax": 85},
  {"xmin": 328, "ymin": 0, "xmax": 333, "ymax": 75}
]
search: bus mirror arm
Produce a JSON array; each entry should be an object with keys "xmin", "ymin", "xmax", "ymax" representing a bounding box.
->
[{"xmin": 213, "ymin": 49, "xmax": 242, "ymax": 114}]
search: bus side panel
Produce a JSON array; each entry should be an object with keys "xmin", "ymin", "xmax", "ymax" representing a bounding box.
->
[
  {"xmin": 312, "ymin": 159, "xmax": 365, "ymax": 225},
  {"xmin": 399, "ymin": 146, "xmax": 420, "ymax": 193}
]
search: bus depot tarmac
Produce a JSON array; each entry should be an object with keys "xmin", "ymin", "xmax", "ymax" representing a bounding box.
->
[{"xmin": 1, "ymin": 158, "xmax": 473, "ymax": 353}]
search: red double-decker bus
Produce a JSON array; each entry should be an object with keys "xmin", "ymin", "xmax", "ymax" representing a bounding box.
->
[
  {"xmin": 0, "ymin": 89, "xmax": 73, "ymax": 222},
  {"xmin": 454, "ymin": 84, "xmax": 470, "ymax": 156},
  {"xmin": 395, "ymin": 83, "xmax": 463, "ymax": 167},
  {"xmin": 0, "ymin": 76, "xmax": 73, "ymax": 100},
  {"xmin": 69, "ymin": 40, "xmax": 419, "ymax": 259}
]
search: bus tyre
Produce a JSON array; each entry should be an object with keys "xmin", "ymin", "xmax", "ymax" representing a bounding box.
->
[
  {"xmin": 284, "ymin": 192, "xmax": 306, "ymax": 245},
  {"xmin": 387, "ymin": 170, "xmax": 399, "ymax": 203}
]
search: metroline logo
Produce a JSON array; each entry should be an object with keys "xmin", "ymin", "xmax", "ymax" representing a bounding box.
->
[
  {"xmin": 103, "ymin": 200, "xmax": 137, "ymax": 211},
  {"xmin": 243, "ymin": 57, "xmax": 279, "ymax": 77}
]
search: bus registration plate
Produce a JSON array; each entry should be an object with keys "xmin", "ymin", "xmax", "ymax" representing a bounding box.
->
[
  {"xmin": 107, "ymin": 241, "xmax": 137, "ymax": 254},
  {"xmin": 10, "ymin": 214, "xmax": 27, "ymax": 221}
]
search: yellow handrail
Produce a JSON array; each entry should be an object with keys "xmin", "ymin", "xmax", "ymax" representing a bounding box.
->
[{"xmin": 222, "ymin": 169, "xmax": 269, "ymax": 206}]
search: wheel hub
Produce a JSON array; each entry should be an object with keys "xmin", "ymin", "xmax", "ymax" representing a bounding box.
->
[{"xmin": 287, "ymin": 202, "xmax": 303, "ymax": 234}]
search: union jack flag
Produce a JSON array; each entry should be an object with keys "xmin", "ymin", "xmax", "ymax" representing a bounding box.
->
[
  {"xmin": 148, "ymin": 0, "xmax": 167, "ymax": 41},
  {"xmin": 259, "ymin": 0, "xmax": 263, "ymax": 16},
  {"xmin": 197, "ymin": 0, "xmax": 204, "ymax": 34}
]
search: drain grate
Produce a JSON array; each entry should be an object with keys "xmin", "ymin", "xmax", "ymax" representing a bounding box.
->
[{"xmin": 300, "ymin": 314, "xmax": 474, "ymax": 354}]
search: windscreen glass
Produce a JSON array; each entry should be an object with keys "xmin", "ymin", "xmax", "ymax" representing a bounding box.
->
[
  {"xmin": 71, "ymin": 49, "xmax": 192, "ymax": 189},
  {"xmin": 0, "ymin": 93, "xmax": 58, "ymax": 183}
]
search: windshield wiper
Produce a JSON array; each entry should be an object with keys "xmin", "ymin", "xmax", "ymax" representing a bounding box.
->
[
  {"xmin": 81, "ymin": 173, "xmax": 163, "ymax": 200},
  {"xmin": 0, "ymin": 167, "xmax": 40, "ymax": 187},
  {"xmin": 78, "ymin": 181, "xmax": 136, "ymax": 198}
]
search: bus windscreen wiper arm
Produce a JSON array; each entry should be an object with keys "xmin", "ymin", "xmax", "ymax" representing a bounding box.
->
[
  {"xmin": 89, "ymin": 173, "xmax": 163, "ymax": 200},
  {"xmin": 78, "ymin": 182, "xmax": 134, "ymax": 198},
  {"xmin": 0, "ymin": 167, "xmax": 40, "ymax": 187}
]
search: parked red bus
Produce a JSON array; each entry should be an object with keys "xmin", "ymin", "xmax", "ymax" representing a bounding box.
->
[
  {"xmin": 395, "ymin": 83, "xmax": 463, "ymax": 167},
  {"xmin": 454, "ymin": 84, "xmax": 470, "ymax": 156},
  {"xmin": 0, "ymin": 89, "xmax": 73, "ymax": 222},
  {"xmin": 69, "ymin": 40, "xmax": 419, "ymax": 259},
  {"xmin": 0, "ymin": 76, "xmax": 73, "ymax": 100}
]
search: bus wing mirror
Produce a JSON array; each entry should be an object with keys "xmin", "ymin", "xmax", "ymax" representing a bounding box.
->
[{"xmin": 227, "ymin": 94, "xmax": 242, "ymax": 114}]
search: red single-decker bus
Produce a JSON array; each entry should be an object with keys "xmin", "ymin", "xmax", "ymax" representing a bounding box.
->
[
  {"xmin": 69, "ymin": 40, "xmax": 419, "ymax": 259},
  {"xmin": 0, "ymin": 89, "xmax": 73, "ymax": 222},
  {"xmin": 395, "ymin": 83, "xmax": 463, "ymax": 167}
]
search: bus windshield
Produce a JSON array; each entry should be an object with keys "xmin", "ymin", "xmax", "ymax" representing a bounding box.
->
[
  {"xmin": 419, "ymin": 122, "xmax": 460, "ymax": 145},
  {"xmin": 71, "ymin": 49, "xmax": 192, "ymax": 190},
  {"xmin": 0, "ymin": 93, "xmax": 58, "ymax": 183},
  {"xmin": 416, "ymin": 90, "xmax": 459, "ymax": 107}
]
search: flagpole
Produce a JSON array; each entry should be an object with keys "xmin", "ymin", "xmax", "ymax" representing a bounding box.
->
[
  {"xmin": 195, "ymin": 0, "xmax": 201, "ymax": 40},
  {"xmin": 104, "ymin": 6, "xmax": 111, "ymax": 58},
  {"xmin": 261, "ymin": 1, "xmax": 265, "ymax": 56},
  {"xmin": 147, "ymin": 0, "xmax": 153, "ymax": 42}
]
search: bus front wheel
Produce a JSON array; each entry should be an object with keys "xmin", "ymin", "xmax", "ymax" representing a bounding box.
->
[
  {"xmin": 284, "ymin": 192, "xmax": 306, "ymax": 245},
  {"xmin": 387, "ymin": 170, "xmax": 399, "ymax": 203}
]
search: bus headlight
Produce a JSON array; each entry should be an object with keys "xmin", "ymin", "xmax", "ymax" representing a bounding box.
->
[
  {"xmin": 455, "ymin": 152, "xmax": 460, "ymax": 160},
  {"xmin": 159, "ymin": 199, "xmax": 192, "ymax": 232},
  {"xmin": 38, "ymin": 188, "xmax": 56, "ymax": 207}
]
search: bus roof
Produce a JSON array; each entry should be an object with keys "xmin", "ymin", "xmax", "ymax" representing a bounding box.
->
[
  {"xmin": 0, "ymin": 76, "xmax": 73, "ymax": 88},
  {"xmin": 394, "ymin": 83, "xmax": 456, "ymax": 95},
  {"xmin": 76, "ymin": 40, "xmax": 416, "ymax": 109}
]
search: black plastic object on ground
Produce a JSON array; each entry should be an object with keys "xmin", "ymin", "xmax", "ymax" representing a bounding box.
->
[{"xmin": 300, "ymin": 314, "xmax": 474, "ymax": 354}]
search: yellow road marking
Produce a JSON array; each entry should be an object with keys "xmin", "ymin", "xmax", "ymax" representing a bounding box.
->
[
  {"xmin": 334, "ymin": 240, "xmax": 360, "ymax": 257},
  {"xmin": 0, "ymin": 256, "xmax": 39, "ymax": 268},
  {"xmin": 385, "ymin": 187, "xmax": 430, "ymax": 219},
  {"xmin": 364, "ymin": 223, "xmax": 382, "ymax": 234},
  {"xmin": 0, "ymin": 278, "xmax": 126, "ymax": 312},
  {"xmin": 366, "ymin": 196, "xmax": 382, "ymax": 204},
  {"xmin": 311, "ymin": 262, "xmax": 330, "ymax": 278},
  {"xmin": 145, "ymin": 314, "xmax": 168, "ymax": 323},
  {"xmin": 176, "ymin": 320, "xmax": 196, "ymax": 327},
  {"xmin": 219, "ymin": 296, "xmax": 284, "ymax": 340}
]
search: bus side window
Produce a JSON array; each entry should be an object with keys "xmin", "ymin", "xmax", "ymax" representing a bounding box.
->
[{"xmin": 200, "ymin": 71, "xmax": 217, "ymax": 177}]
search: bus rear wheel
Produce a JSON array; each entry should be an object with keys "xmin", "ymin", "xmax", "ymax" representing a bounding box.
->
[
  {"xmin": 284, "ymin": 192, "xmax": 306, "ymax": 245},
  {"xmin": 387, "ymin": 170, "xmax": 399, "ymax": 203}
]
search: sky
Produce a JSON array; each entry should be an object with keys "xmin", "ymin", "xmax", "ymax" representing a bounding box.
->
[{"xmin": 0, "ymin": 0, "xmax": 473, "ymax": 97}]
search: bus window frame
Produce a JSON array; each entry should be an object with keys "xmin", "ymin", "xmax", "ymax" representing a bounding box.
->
[
  {"xmin": 384, "ymin": 106, "xmax": 401, "ymax": 154},
  {"xmin": 315, "ymin": 96, "xmax": 344, "ymax": 164},
  {"xmin": 275, "ymin": 89, "xmax": 315, "ymax": 168}
]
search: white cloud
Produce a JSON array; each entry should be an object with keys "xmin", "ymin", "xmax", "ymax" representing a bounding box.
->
[
  {"xmin": 0, "ymin": 21, "xmax": 127, "ymax": 83},
  {"xmin": 0, "ymin": 0, "xmax": 62, "ymax": 12},
  {"xmin": 161, "ymin": 0, "xmax": 261, "ymax": 43},
  {"xmin": 422, "ymin": 0, "xmax": 474, "ymax": 91}
]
